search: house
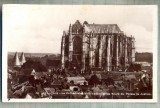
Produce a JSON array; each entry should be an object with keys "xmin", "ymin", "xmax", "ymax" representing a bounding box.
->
[{"xmin": 66, "ymin": 76, "xmax": 88, "ymax": 85}]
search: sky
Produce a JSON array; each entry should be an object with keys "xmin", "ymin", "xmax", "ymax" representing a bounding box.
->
[{"xmin": 3, "ymin": 5, "xmax": 157, "ymax": 54}]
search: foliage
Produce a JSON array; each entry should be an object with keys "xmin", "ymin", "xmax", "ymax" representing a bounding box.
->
[
  {"xmin": 88, "ymin": 74, "xmax": 100, "ymax": 85},
  {"xmin": 21, "ymin": 60, "xmax": 47, "ymax": 72},
  {"xmin": 127, "ymin": 63, "xmax": 141, "ymax": 72}
]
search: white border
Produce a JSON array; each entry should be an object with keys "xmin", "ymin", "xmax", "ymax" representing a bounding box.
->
[{"xmin": 2, "ymin": 5, "xmax": 158, "ymax": 103}]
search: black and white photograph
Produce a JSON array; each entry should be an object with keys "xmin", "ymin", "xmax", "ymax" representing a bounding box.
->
[{"xmin": 2, "ymin": 5, "xmax": 157, "ymax": 102}]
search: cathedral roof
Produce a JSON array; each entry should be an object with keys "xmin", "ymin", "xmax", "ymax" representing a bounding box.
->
[{"xmin": 84, "ymin": 24, "xmax": 123, "ymax": 34}]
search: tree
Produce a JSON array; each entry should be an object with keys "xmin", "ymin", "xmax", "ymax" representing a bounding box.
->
[
  {"xmin": 134, "ymin": 64, "xmax": 141, "ymax": 72},
  {"xmin": 105, "ymin": 77, "xmax": 114, "ymax": 86},
  {"xmin": 21, "ymin": 60, "xmax": 47, "ymax": 72},
  {"xmin": 127, "ymin": 63, "xmax": 135, "ymax": 72},
  {"xmin": 88, "ymin": 74, "xmax": 100, "ymax": 86},
  {"xmin": 127, "ymin": 63, "xmax": 141, "ymax": 72}
]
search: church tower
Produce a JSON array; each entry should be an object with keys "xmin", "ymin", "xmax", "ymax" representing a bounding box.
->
[
  {"xmin": 20, "ymin": 52, "xmax": 26, "ymax": 65},
  {"xmin": 13, "ymin": 52, "xmax": 20, "ymax": 67}
]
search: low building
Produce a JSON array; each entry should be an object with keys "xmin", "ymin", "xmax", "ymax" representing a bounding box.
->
[{"xmin": 66, "ymin": 76, "xmax": 88, "ymax": 85}]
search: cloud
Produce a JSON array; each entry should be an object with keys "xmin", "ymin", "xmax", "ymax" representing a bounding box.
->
[{"xmin": 4, "ymin": 5, "xmax": 155, "ymax": 53}]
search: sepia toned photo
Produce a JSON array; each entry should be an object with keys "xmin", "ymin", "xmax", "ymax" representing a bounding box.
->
[{"xmin": 2, "ymin": 5, "xmax": 157, "ymax": 102}]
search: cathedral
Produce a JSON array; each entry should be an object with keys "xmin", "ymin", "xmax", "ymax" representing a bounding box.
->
[{"xmin": 61, "ymin": 20, "xmax": 135, "ymax": 71}]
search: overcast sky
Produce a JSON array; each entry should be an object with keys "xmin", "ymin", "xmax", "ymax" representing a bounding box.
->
[{"xmin": 3, "ymin": 5, "xmax": 157, "ymax": 54}]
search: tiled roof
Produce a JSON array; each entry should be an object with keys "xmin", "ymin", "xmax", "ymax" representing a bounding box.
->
[{"xmin": 84, "ymin": 24, "xmax": 122, "ymax": 34}]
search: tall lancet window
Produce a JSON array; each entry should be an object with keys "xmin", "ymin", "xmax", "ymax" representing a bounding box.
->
[{"xmin": 72, "ymin": 36, "xmax": 82, "ymax": 67}]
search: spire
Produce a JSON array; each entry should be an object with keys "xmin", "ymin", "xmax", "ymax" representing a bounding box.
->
[
  {"xmin": 20, "ymin": 52, "xmax": 26, "ymax": 65},
  {"xmin": 69, "ymin": 24, "xmax": 72, "ymax": 33},
  {"xmin": 13, "ymin": 52, "xmax": 20, "ymax": 67}
]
